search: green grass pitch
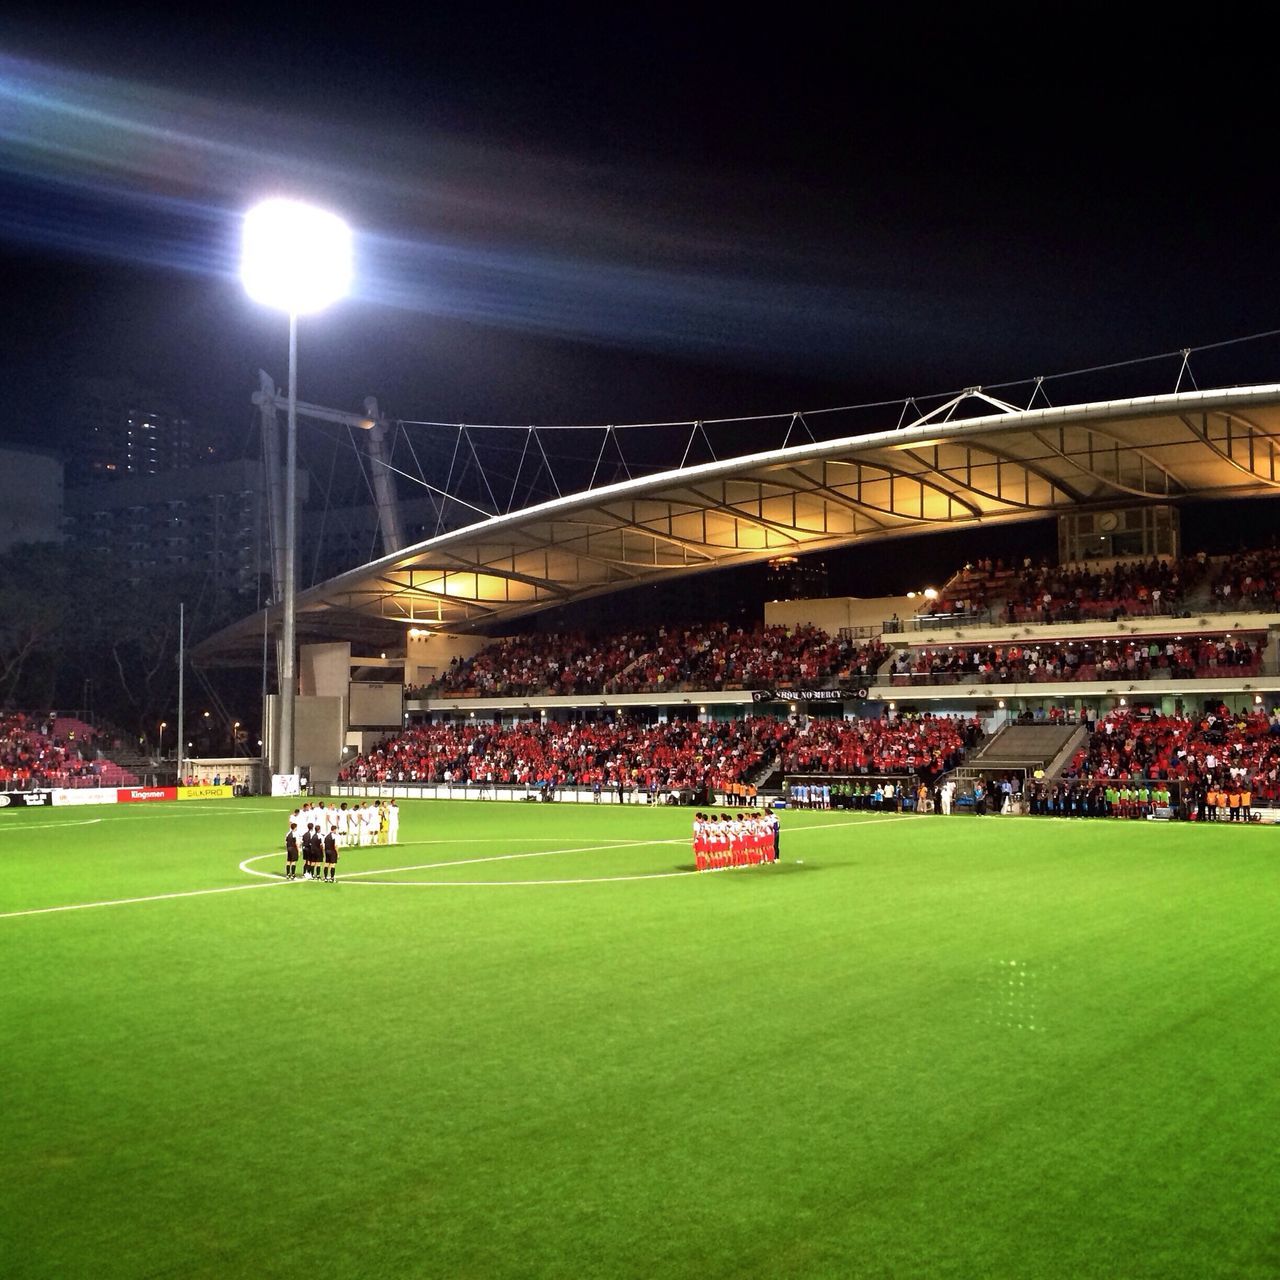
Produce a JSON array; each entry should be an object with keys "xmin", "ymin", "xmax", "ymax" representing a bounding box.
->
[{"xmin": 2, "ymin": 798, "xmax": 1277, "ymax": 1279}]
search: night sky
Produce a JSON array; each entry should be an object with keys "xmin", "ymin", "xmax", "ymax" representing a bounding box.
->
[{"xmin": 1, "ymin": 11, "xmax": 1279, "ymax": 557}]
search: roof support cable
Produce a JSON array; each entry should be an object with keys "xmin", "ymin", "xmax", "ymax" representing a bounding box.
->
[
  {"xmin": 588, "ymin": 425, "xmax": 614, "ymax": 489},
  {"xmin": 462, "ymin": 425, "xmax": 501, "ymax": 517},
  {"xmin": 1026, "ymin": 376, "xmax": 1051, "ymax": 411},
  {"xmin": 675, "ymin": 417, "xmax": 716, "ymax": 468},
  {"xmin": 1175, "ymin": 348, "xmax": 1198, "ymax": 394},
  {"xmin": 307, "ymin": 430, "xmax": 341, "ymax": 587},
  {"xmin": 616, "ymin": 428, "xmax": 634, "ymax": 483},
  {"xmin": 532, "ymin": 428, "xmax": 564, "ymax": 500},
  {"xmin": 782, "ymin": 411, "xmax": 818, "ymax": 449},
  {"xmin": 679, "ymin": 421, "xmax": 699, "ymax": 470},
  {"xmin": 678, "ymin": 419, "xmax": 719, "ymax": 468},
  {"xmin": 397, "ymin": 419, "xmax": 443, "ymax": 534},
  {"xmin": 507, "ymin": 428, "xmax": 533, "ymax": 514},
  {"xmin": 435, "ymin": 427, "xmax": 464, "ymax": 537}
]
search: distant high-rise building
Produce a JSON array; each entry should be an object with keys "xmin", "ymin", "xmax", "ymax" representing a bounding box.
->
[
  {"xmin": 65, "ymin": 376, "xmax": 217, "ymax": 485},
  {"xmin": 0, "ymin": 446, "xmax": 63, "ymax": 550},
  {"xmin": 64, "ymin": 460, "xmax": 304, "ymax": 601},
  {"xmin": 766, "ymin": 555, "xmax": 828, "ymax": 601}
]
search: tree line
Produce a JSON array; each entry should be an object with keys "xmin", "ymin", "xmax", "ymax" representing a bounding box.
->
[{"xmin": 0, "ymin": 541, "xmax": 260, "ymax": 749}]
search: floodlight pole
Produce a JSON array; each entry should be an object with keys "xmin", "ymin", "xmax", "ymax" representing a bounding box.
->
[
  {"xmin": 176, "ymin": 601, "xmax": 185, "ymax": 785},
  {"xmin": 280, "ymin": 310, "xmax": 299, "ymax": 777},
  {"xmin": 241, "ymin": 197, "xmax": 352, "ymax": 779}
]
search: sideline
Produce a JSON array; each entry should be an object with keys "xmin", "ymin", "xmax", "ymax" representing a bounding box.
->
[
  {"xmin": 0, "ymin": 818, "xmax": 102, "ymax": 835},
  {"xmin": 0, "ymin": 880, "xmax": 289, "ymax": 921}
]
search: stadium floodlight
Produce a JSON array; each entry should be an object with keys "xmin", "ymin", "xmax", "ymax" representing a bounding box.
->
[
  {"xmin": 241, "ymin": 199, "xmax": 352, "ymax": 316},
  {"xmin": 241, "ymin": 198, "xmax": 353, "ymax": 778}
]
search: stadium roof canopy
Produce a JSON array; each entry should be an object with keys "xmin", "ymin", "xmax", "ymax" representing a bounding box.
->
[{"xmin": 196, "ymin": 383, "xmax": 1280, "ymax": 662}]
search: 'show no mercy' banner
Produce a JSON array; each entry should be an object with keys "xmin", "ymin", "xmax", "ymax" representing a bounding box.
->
[{"xmin": 751, "ymin": 688, "xmax": 868, "ymax": 703}]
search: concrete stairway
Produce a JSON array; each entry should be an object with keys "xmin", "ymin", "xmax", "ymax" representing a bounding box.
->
[{"xmin": 954, "ymin": 722, "xmax": 1085, "ymax": 780}]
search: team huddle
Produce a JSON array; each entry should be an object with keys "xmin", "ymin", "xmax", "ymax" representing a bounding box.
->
[
  {"xmin": 282, "ymin": 800, "xmax": 400, "ymax": 882},
  {"xmin": 692, "ymin": 810, "xmax": 781, "ymax": 871}
]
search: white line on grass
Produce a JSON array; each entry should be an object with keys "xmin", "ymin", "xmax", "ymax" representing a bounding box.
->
[
  {"xmin": 346, "ymin": 871, "xmax": 700, "ymax": 886},
  {"xmin": 243, "ymin": 814, "xmax": 917, "ymax": 887},
  {"xmin": 95, "ymin": 808, "xmax": 267, "ymax": 822},
  {"xmin": 0, "ymin": 880, "xmax": 291, "ymax": 921},
  {"xmin": 238, "ymin": 836, "xmax": 688, "ymax": 880},
  {"xmin": 0, "ymin": 818, "xmax": 102, "ymax": 834},
  {"xmin": 0, "ymin": 811, "xmax": 919, "ymax": 921}
]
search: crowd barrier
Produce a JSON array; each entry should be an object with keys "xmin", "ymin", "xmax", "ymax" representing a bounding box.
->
[
  {"xmin": 329, "ymin": 782, "xmax": 668, "ymax": 805},
  {"xmin": 0, "ymin": 784, "xmax": 233, "ymax": 810}
]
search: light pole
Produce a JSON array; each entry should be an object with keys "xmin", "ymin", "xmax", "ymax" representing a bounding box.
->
[
  {"xmin": 241, "ymin": 198, "xmax": 353, "ymax": 777},
  {"xmin": 158, "ymin": 721, "xmax": 167, "ymax": 761}
]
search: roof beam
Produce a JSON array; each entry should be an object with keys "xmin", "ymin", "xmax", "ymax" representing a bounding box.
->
[
  {"xmin": 1178, "ymin": 412, "xmax": 1280, "ymax": 489},
  {"xmin": 1030, "ymin": 425, "xmax": 1186, "ymax": 499}
]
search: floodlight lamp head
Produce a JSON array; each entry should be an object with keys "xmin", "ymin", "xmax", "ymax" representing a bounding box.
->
[{"xmin": 241, "ymin": 198, "xmax": 353, "ymax": 315}]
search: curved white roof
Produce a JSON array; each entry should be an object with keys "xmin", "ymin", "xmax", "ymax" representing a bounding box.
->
[{"xmin": 198, "ymin": 383, "xmax": 1280, "ymax": 660}]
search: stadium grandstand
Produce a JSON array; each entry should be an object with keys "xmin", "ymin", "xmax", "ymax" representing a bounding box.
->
[
  {"xmin": 0, "ymin": 712, "xmax": 139, "ymax": 791},
  {"xmin": 194, "ymin": 379, "xmax": 1280, "ymax": 817}
]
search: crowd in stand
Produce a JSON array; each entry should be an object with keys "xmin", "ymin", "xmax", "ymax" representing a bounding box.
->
[
  {"xmin": 415, "ymin": 623, "xmax": 884, "ymax": 699},
  {"xmin": 0, "ymin": 712, "xmax": 105, "ymax": 790},
  {"xmin": 413, "ymin": 631, "xmax": 634, "ymax": 699},
  {"xmin": 924, "ymin": 545, "xmax": 1280, "ymax": 626},
  {"xmin": 1209, "ymin": 547, "xmax": 1280, "ymax": 611},
  {"xmin": 339, "ymin": 712, "xmax": 979, "ymax": 793},
  {"xmin": 779, "ymin": 713, "xmax": 978, "ymax": 777},
  {"xmin": 339, "ymin": 718, "xmax": 791, "ymax": 793},
  {"xmin": 1062, "ymin": 705, "xmax": 1280, "ymax": 802},
  {"xmin": 1000, "ymin": 557, "xmax": 1204, "ymax": 622},
  {"xmin": 891, "ymin": 633, "xmax": 1265, "ymax": 684},
  {"xmin": 610, "ymin": 625, "xmax": 883, "ymax": 694}
]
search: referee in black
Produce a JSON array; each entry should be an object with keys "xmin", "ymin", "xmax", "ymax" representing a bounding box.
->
[{"xmin": 284, "ymin": 823, "xmax": 299, "ymax": 880}]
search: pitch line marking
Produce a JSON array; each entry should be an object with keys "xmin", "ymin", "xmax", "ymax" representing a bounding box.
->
[
  {"xmin": 345, "ymin": 871, "xmax": 701, "ymax": 886},
  {"xmin": 0, "ymin": 810, "xmax": 918, "ymax": 920},
  {"xmin": 0, "ymin": 879, "xmax": 291, "ymax": 921},
  {"xmin": 241, "ymin": 814, "xmax": 917, "ymax": 886},
  {"xmin": 238, "ymin": 836, "xmax": 688, "ymax": 881},
  {"xmin": 0, "ymin": 818, "xmax": 102, "ymax": 834}
]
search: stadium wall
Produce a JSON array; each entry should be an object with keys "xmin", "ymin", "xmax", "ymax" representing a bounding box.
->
[
  {"xmin": 300, "ymin": 643, "xmax": 351, "ymax": 698},
  {"xmin": 410, "ymin": 688, "xmax": 766, "ymax": 715},
  {"xmin": 329, "ymin": 781, "xmax": 671, "ymax": 805},
  {"xmin": 765, "ymin": 595, "xmax": 915, "ymax": 635},
  {"xmin": 406, "ymin": 630, "xmax": 488, "ymax": 689},
  {"xmin": 265, "ymin": 694, "xmax": 345, "ymax": 783},
  {"xmin": 0, "ymin": 785, "xmax": 234, "ymax": 810},
  {"xmin": 894, "ymin": 611, "xmax": 1280, "ymax": 645}
]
